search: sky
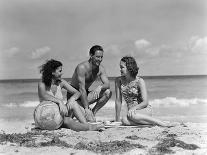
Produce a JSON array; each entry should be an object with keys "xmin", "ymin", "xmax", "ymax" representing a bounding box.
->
[{"xmin": 0, "ymin": 0, "xmax": 207, "ymax": 79}]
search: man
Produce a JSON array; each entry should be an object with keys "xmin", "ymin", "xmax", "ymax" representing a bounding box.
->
[{"xmin": 67, "ymin": 45, "xmax": 112, "ymax": 122}]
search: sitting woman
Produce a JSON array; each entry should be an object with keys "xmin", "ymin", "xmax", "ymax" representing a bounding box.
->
[
  {"xmin": 34, "ymin": 59, "xmax": 103, "ymax": 131},
  {"xmin": 115, "ymin": 56, "xmax": 176, "ymax": 127}
]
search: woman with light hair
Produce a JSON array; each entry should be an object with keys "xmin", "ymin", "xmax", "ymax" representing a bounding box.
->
[{"xmin": 115, "ymin": 56, "xmax": 177, "ymax": 127}]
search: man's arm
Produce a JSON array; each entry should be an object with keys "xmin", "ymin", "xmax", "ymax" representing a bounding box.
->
[
  {"xmin": 99, "ymin": 65, "xmax": 110, "ymax": 90},
  {"xmin": 76, "ymin": 65, "xmax": 89, "ymax": 109},
  {"xmin": 115, "ymin": 77, "xmax": 122, "ymax": 121},
  {"xmin": 91, "ymin": 65, "xmax": 110, "ymax": 100}
]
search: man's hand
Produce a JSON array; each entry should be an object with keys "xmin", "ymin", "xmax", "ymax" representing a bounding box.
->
[
  {"xmin": 91, "ymin": 85, "xmax": 102, "ymax": 100},
  {"xmin": 58, "ymin": 101, "xmax": 68, "ymax": 117}
]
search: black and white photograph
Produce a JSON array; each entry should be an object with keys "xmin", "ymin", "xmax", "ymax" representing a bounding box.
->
[{"xmin": 0, "ymin": 0, "xmax": 207, "ymax": 154}]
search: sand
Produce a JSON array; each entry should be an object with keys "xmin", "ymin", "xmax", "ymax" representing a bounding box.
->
[{"xmin": 0, "ymin": 120, "xmax": 207, "ymax": 155}]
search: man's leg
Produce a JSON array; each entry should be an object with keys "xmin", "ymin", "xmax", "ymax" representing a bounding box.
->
[
  {"xmin": 66, "ymin": 100, "xmax": 87, "ymax": 124},
  {"xmin": 88, "ymin": 89, "xmax": 112, "ymax": 116}
]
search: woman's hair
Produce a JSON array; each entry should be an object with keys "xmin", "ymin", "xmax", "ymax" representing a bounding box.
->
[
  {"xmin": 39, "ymin": 59, "xmax": 62, "ymax": 87},
  {"xmin": 121, "ymin": 56, "xmax": 139, "ymax": 78}
]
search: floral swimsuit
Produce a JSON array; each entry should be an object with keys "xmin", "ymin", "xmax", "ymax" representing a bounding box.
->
[{"xmin": 121, "ymin": 77, "xmax": 143, "ymax": 110}]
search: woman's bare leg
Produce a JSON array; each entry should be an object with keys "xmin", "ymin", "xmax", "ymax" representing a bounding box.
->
[
  {"xmin": 122, "ymin": 116, "xmax": 151, "ymax": 126},
  {"xmin": 121, "ymin": 116, "xmax": 138, "ymax": 125},
  {"xmin": 129, "ymin": 113, "xmax": 174, "ymax": 127},
  {"xmin": 62, "ymin": 117, "xmax": 104, "ymax": 131}
]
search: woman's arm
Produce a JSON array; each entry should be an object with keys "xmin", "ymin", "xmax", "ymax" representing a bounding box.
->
[
  {"xmin": 38, "ymin": 81, "xmax": 62, "ymax": 104},
  {"xmin": 60, "ymin": 79, "xmax": 81, "ymax": 101},
  {"xmin": 115, "ymin": 77, "xmax": 122, "ymax": 121}
]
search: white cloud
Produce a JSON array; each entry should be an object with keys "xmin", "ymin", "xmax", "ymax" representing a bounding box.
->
[
  {"xmin": 31, "ymin": 46, "xmax": 50, "ymax": 59},
  {"xmin": 105, "ymin": 45, "xmax": 121, "ymax": 55},
  {"xmin": 2, "ymin": 47, "xmax": 19, "ymax": 57},
  {"xmin": 189, "ymin": 36, "xmax": 207, "ymax": 54},
  {"xmin": 134, "ymin": 39, "xmax": 151, "ymax": 50}
]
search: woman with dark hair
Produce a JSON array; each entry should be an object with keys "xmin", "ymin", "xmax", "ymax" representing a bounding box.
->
[
  {"xmin": 115, "ymin": 56, "xmax": 176, "ymax": 127},
  {"xmin": 34, "ymin": 59, "xmax": 103, "ymax": 131}
]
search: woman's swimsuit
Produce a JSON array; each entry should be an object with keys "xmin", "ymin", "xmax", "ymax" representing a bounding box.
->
[
  {"xmin": 121, "ymin": 77, "xmax": 143, "ymax": 110},
  {"xmin": 47, "ymin": 85, "xmax": 63, "ymax": 100}
]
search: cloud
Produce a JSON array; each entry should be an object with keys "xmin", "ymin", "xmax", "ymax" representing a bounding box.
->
[
  {"xmin": 189, "ymin": 36, "xmax": 207, "ymax": 54},
  {"xmin": 2, "ymin": 47, "xmax": 19, "ymax": 57},
  {"xmin": 140, "ymin": 44, "xmax": 183, "ymax": 58},
  {"xmin": 105, "ymin": 45, "xmax": 121, "ymax": 56},
  {"xmin": 31, "ymin": 46, "xmax": 50, "ymax": 59},
  {"xmin": 134, "ymin": 39, "xmax": 151, "ymax": 50}
]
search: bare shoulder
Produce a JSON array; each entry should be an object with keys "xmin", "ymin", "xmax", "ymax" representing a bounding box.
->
[
  {"xmin": 38, "ymin": 80, "xmax": 46, "ymax": 90},
  {"xmin": 76, "ymin": 61, "xmax": 89, "ymax": 73},
  {"xmin": 38, "ymin": 80, "xmax": 44, "ymax": 86},
  {"xmin": 137, "ymin": 77, "xmax": 146, "ymax": 86}
]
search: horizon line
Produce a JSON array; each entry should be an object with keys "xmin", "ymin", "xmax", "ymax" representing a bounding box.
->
[{"xmin": 0, "ymin": 74, "xmax": 207, "ymax": 82}]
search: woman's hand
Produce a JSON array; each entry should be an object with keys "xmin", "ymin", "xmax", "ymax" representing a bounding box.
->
[
  {"xmin": 127, "ymin": 105, "xmax": 141, "ymax": 118},
  {"xmin": 127, "ymin": 108, "xmax": 137, "ymax": 118},
  {"xmin": 58, "ymin": 101, "xmax": 68, "ymax": 117}
]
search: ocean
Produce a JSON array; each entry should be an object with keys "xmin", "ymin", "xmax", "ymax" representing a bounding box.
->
[{"xmin": 0, "ymin": 75, "xmax": 207, "ymax": 128}]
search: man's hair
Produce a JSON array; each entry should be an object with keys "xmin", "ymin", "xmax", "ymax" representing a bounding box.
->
[
  {"xmin": 39, "ymin": 59, "xmax": 62, "ymax": 87},
  {"xmin": 121, "ymin": 56, "xmax": 139, "ymax": 78},
  {"xmin": 89, "ymin": 45, "xmax": 104, "ymax": 55}
]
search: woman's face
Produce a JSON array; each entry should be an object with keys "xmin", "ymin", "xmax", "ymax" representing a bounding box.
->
[
  {"xmin": 52, "ymin": 66, "xmax": 63, "ymax": 80},
  {"xmin": 120, "ymin": 61, "xmax": 128, "ymax": 77}
]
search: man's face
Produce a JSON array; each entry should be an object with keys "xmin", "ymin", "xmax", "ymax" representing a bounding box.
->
[{"xmin": 91, "ymin": 50, "xmax": 103, "ymax": 66}]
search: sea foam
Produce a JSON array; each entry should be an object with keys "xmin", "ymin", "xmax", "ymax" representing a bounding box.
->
[{"xmin": 2, "ymin": 97, "xmax": 207, "ymax": 108}]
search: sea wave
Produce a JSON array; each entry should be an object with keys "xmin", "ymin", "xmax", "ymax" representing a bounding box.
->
[
  {"xmin": 3, "ymin": 101, "xmax": 40, "ymax": 108},
  {"xmin": 149, "ymin": 97, "xmax": 207, "ymax": 107},
  {"xmin": 1, "ymin": 97, "xmax": 207, "ymax": 108}
]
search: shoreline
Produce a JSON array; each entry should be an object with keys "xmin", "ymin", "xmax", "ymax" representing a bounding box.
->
[{"xmin": 0, "ymin": 121, "xmax": 207, "ymax": 155}]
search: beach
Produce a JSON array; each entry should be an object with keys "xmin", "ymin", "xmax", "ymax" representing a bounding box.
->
[
  {"xmin": 0, "ymin": 75, "xmax": 207, "ymax": 154},
  {"xmin": 1, "ymin": 0, "xmax": 207, "ymax": 153},
  {"xmin": 0, "ymin": 120, "xmax": 207, "ymax": 155}
]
